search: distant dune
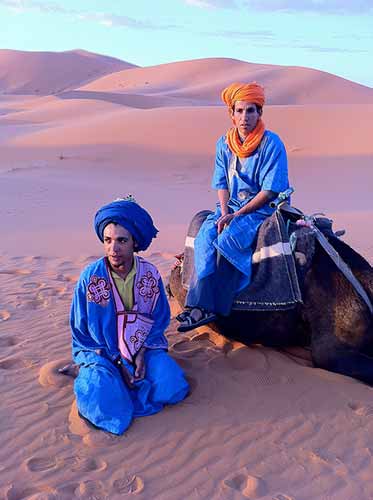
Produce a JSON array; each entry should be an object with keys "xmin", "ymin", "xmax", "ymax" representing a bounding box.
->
[
  {"xmin": 79, "ymin": 57, "xmax": 373, "ymax": 105},
  {"xmin": 0, "ymin": 49, "xmax": 137, "ymax": 95},
  {"xmin": 1, "ymin": 52, "xmax": 372, "ymax": 106}
]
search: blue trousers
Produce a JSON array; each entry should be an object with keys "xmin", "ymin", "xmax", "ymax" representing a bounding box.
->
[
  {"xmin": 74, "ymin": 349, "xmax": 189, "ymax": 435},
  {"xmin": 185, "ymin": 253, "xmax": 242, "ymax": 316}
]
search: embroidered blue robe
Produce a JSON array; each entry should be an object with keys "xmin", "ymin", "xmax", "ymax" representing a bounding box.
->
[
  {"xmin": 194, "ymin": 130, "xmax": 289, "ymax": 283},
  {"xmin": 70, "ymin": 256, "xmax": 189, "ymax": 435}
]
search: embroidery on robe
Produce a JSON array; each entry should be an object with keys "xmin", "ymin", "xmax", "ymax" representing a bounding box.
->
[
  {"xmin": 130, "ymin": 328, "xmax": 148, "ymax": 351},
  {"xmin": 136, "ymin": 271, "xmax": 160, "ymax": 303},
  {"xmin": 87, "ymin": 275, "xmax": 111, "ymax": 305}
]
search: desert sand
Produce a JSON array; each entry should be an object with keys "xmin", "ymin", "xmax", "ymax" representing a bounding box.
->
[{"xmin": 0, "ymin": 50, "xmax": 373, "ymax": 500}]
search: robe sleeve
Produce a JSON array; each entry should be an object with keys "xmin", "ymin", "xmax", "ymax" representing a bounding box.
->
[
  {"xmin": 258, "ymin": 134, "xmax": 289, "ymax": 194},
  {"xmin": 70, "ymin": 272, "xmax": 116, "ymax": 366},
  {"xmin": 211, "ymin": 137, "xmax": 229, "ymax": 190},
  {"xmin": 143, "ymin": 276, "xmax": 170, "ymax": 350}
]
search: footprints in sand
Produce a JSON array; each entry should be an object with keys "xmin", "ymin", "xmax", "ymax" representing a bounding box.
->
[
  {"xmin": 0, "ymin": 335, "xmax": 17, "ymax": 348},
  {"xmin": 171, "ymin": 334, "xmax": 221, "ymax": 362},
  {"xmin": 171, "ymin": 336, "xmax": 217, "ymax": 371},
  {"xmin": 25, "ymin": 454, "xmax": 107, "ymax": 474},
  {"xmin": 0, "ymin": 309, "xmax": 11, "ymax": 321},
  {"xmin": 172, "ymin": 338, "xmax": 215, "ymax": 356},
  {"xmin": 0, "ymin": 268, "xmax": 31, "ymax": 276},
  {"xmin": 208, "ymin": 346, "xmax": 291, "ymax": 387},
  {"xmin": 82, "ymin": 431, "xmax": 118, "ymax": 448},
  {"xmin": 14, "ymin": 281, "xmax": 69, "ymax": 311},
  {"xmin": 113, "ymin": 475, "xmax": 144, "ymax": 495},
  {"xmin": 1, "ymin": 259, "xmax": 77, "ymax": 315},
  {"xmin": 22, "ymin": 281, "xmax": 43, "ymax": 290},
  {"xmin": 75, "ymin": 479, "xmax": 105, "ymax": 498},
  {"xmin": 56, "ymin": 273, "xmax": 78, "ymax": 283},
  {"xmin": 7, "ymin": 462, "xmax": 142, "ymax": 500},
  {"xmin": 223, "ymin": 470, "xmax": 296, "ymax": 500},
  {"xmin": 5, "ymin": 484, "xmax": 56, "ymax": 500},
  {"xmin": 17, "ymin": 453, "xmax": 108, "ymax": 500},
  {"xmin": 26, "ymin": 456, "xmax": 57, "ymax": 473},
  {"xmin": 223, "ymin": 470, "xmax": 267, "ymax": 498},
  {"xmin": 0, "ymin": 357, "xmax": 26, "ymax": 370},
  {"xmin": 349, "ymin": 402, "xmax": 373, "ymax": 417},
  {"xmin": 170, "ymin": 331, "xmax": 296, "ymax": 400},
  {"xmin": 68, "ymin": 456, "xmax": 107, "ymax": 473}
]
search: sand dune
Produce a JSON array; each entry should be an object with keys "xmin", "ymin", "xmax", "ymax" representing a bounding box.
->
[
  {"xmin": 2, "ymin": 52, "xmax": 372, "ymax": 106},
  {"xmin": 0, "ymin": 49, "xmax": 136, "ymax": 95},
  {"xmin": 79, "ymin": 57, "xmax": 373, "ymax": 105},
  {"xmin": 4, "ymin": 103, "xmax": 373, "ymax": 159},
  {"xmin": 1, "ymin": 51, "xmax": 373, "ymax": 500}
]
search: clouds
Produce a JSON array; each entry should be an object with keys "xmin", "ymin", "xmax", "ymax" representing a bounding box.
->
[
  {"xmin": 296, "ymin": 44, "xmax": 368, "ymax": 54},
  {"xmin": 199, "ymin": 26, "xmax": 369, "ymax": 56},
  {"xmin": 184, "ymin": 0, "xmax": 237, "ymax": 8},
  {"xmin": 183, "ymin": 0, "xmax": 373, "ymax": 14},
  {"xmin": 75, "ymin": 12, "xmax": 176, "ymax": 30},
  {"xmin": 244, "ymin": 0, "xmax": 373, "ymax": 14},
  {"xmin": 0, "ymin": 0, "xmax": 175, "ymax": 30},
  {"xmin": 203, "ymin": 28, "xmax": 276, "ymax": 42},
  {"xmin": 0, "ymin": 0, "xmax": 68, "ymax": 13}
]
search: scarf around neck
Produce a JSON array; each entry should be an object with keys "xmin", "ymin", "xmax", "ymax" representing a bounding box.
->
[{"xmin": 226, "ymin": 118, "xmax": 266, "ymax": 158}]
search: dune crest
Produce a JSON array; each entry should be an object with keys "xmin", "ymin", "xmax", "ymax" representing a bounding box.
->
[
  {"xmin": 79, "ymin": 57, "xmax": 373, "ymax": 105},
  {"xmin": 0, "ymin": 48, "xmax": 136, "ymax": 95}
]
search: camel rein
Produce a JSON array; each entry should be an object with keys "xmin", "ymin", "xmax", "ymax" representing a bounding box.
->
[
  {"xmin": 310, "ymin": 225, "xmax": 373, "ymax": 315},
  {"xmin": 274, "ymin": 198, "xmax": 373, "ymax": 316}
]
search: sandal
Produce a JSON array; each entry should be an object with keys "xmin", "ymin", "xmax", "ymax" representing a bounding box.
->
[
  {"xmin": 177, "ymin": 308, "xmax": 217, "ymax": 333},
  {"xmin": 175, "ymin": 309, "xmax": 191, "ymax": 323}
]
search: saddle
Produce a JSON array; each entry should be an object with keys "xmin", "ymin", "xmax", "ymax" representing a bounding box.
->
[{"xmin": 180, "ymin": 199, "xmax": 372, "ymax": 313}]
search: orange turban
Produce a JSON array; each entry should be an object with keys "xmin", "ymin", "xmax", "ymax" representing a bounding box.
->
[
  {"xmin": 221, "ymin": 82, "xmax": 266, "ymax": 158},
  {"xmin": 221, "ymin": 82, "xmax": 265, "ymax": 109}
]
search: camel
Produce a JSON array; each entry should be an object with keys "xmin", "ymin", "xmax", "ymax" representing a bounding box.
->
[{"xmin": 169, "ymin": 208, "xmax": 373, "ymax": 384}]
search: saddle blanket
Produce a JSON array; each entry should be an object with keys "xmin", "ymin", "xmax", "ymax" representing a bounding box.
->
[{"xmin": 182, "ymin": 210, "xmax": 303, "ymax": 311}]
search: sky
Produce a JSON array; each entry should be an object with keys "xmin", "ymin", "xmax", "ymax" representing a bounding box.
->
[{"xmin": 0, "ymin": 0, "xmax": 372, "ymax": 87}]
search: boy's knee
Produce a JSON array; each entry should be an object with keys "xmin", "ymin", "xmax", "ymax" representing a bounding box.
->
[{"xmin": 146, "ymin": 351, "xmax": 190, "ymax": 404}]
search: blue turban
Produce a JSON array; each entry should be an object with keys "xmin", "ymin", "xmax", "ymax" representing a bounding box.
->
[{"xmin": 94, "ymin": 199, "xmax": 158, "ymax": 251}]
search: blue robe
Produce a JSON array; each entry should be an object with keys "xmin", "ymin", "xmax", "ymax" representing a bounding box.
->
[
  {"xmin": 194, "ymin": 130, "xmax": 289, "ymax": 283},
  {"xmin": 70, "ymin": 257, "xmax": 189, "ymax": 435}
]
